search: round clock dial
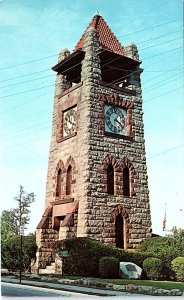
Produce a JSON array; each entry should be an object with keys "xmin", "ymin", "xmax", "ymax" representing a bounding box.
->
[
  {"xmin": 105, "ymin": 106, "xmax": 126, "ymax": 134},
  {"xmin": 63, "ymin": 109, "xmax": 77, "ymax": 135}
]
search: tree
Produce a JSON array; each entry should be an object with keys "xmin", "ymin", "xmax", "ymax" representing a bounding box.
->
[
  {"xmin": 12, "ymin": 185, "xmax": 35, "ymax": 233},
  {"xmin": 1, "ymin": 186, "xmax": 36, "ymax": 271},
  {"xmin": 1, "ymin": 210, "xmax": 18, "ymax": 240},
  {"xmin": 1, "ymin": 233, "xmax": 37, "ymax": 272},
  {"xmin": 170, "ymin": 226, "xmax": 184, "ymax": 242}
]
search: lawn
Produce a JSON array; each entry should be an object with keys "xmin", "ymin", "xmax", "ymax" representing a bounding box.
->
[
  {"xmin": 50, "ymin": 275, "xmax": 184, "ymax": 292},
  {"xmin": 100, "ymin": 278, "xmax": 184, "ymax": 291}
]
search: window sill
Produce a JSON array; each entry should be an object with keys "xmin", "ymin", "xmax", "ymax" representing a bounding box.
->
[{"xmin": 104, "ymin": 131, "xmax": 133, "ymax": 140}]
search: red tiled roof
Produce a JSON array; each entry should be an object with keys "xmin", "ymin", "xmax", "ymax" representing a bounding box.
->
[{"xmin": 74, "ymin": 15, "xmax": 124, "ymax": 56}]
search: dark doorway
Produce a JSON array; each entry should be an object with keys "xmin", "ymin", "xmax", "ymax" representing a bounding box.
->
[{"xmin": 115, "ymin": 214, "xmax": 124, "ymax": 248}]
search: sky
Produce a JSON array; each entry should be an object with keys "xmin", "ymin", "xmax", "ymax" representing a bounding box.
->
[{"xmin": 0, "ymin": 0, "xmax": 183, "ymax": 237}]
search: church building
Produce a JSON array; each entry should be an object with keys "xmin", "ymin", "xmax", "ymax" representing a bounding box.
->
[{"xmin": 34, "ymin": 14, "xmax": 152, "ymax": 273}]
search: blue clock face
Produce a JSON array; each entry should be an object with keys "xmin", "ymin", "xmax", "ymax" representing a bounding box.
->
[{"xmin": 104, "ymin": 105, "xmax": 126, "ymax": 135}]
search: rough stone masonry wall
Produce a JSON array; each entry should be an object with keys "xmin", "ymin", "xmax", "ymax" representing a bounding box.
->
[
  {"xmin": 44, "ymin": 45, "xmax": 94, "ymax": 239},
  {"xmin": 79, "ymin": 27, "xmax": 152, "ymax": 248},
  {"xmin": 44, "ymin": 68, "xmax": 80, "ymax": 207},
  {"xmin": 36, "ymin": 216, "xmax": 59, "ymax": 269}
]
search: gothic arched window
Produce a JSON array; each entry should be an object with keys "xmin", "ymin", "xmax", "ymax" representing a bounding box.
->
[
  {"xmin": 56, "ymin": 168, "xmax": 62, "ymax": 197},
  {"xmin": 66, "ymin": 165, "xmax": 72, "ymax": 195},
  {"xmin": 107, "ymin": 164, "xmax": 114, "ymax": 195},
  {"xmin": 123, "ymin": 167, "xmax": 130, "ymax": 196}
]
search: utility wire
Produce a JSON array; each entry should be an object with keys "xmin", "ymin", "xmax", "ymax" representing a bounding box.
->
[
  {"xmin": 0, "ymin": 68, "xmax": 51, "ymax": 83},
  {"xmin": 0, "ymin": 74, "xmax": 55, "ymax": 89},
  {"xmin": 147, "ymin": 144, "xmax": 184, "ymax": 159},
  {"xmin": 0, "ymin": 123, "xmax": 51, "ymax": 138},
  {"xmin": 0, "ymin": 44, "xmax": 182, "ymax": 99},
  {"xmin": 1, "ymin": 83, "xmax": 183, "ymax": 139},
  {"xmin": 0, "ymin": 54, "xmax": 57, "ymax": 71},
  {"xmin": 0, "ymin": 17, "xmax": 182, "ymax": 72},
  {"xmin": 118, "ymin": 18, "xmax": 182, "ymax": 38},
  {"xmin": 143, "ymin": 73, "xmax": 183, "ymax": 93},
  {"xmin": 1, "ymin": 32, "xmax": 182, "ymax": 89},
  {"xmin": 0, "ymin": 24, "xmax": 182, "ymax": 90},
  {"xmin": 144, "ymin": 85, "xmax": 183, "ymax": 103},
  {"xmin": 143, "ymin": 46, "xmax": 182, "ymax": 60},
  {"xmin": 3, "ymin": 109, "xmax": 51, "ymax": 128},
  {"xmin": 0, "ymin": 84, "xmax": 54, "ymax": 99},
  {"xmin": 143, "ymin": 64, "xmax": 183, "ymax": 85},
  {"xmin": 3, "ymin": 68, "xmax": 181, "ymax": 126},
  {"xmin": 0, "ymin": 90, "xmax": 53, "ymax": 115},
  {"xmin": 135, "ymin": 28, "xmax": 182, "ymax": 47},
  {"xmin": 139, "ymin": 36, "xmax": 182, "ymax": 52},
  {"xmin": 122, "ymin": 0, "xmax": 174, "ymax": 28}
]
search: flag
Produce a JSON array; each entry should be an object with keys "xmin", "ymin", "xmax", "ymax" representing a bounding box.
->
[{"xmin": 162, "ymin": 214, "xmax": 166, "ymax": 231}]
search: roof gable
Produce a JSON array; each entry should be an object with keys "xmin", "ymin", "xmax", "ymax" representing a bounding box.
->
[{"xmin": 74, "ymin": 15, "xmax": 124, "ymax": 56}]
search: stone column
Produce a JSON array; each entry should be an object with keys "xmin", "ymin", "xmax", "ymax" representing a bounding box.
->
[
  {"xmin": 45, "ymin": 49, "xmax": 72, "ymax": 207},
  {"xmin": 76, "ymin": 27, "xmax": 101, "ymax": 237},
  {"xmin": 125, "ymin": 43, "xmax": 152, "ymax": 243}
]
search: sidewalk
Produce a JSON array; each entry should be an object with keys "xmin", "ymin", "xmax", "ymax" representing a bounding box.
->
[{"xmin": 1, "ymin": 276, "xmax": 144, "ymax": 297}]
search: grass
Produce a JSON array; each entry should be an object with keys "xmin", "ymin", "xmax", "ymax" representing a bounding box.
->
[
  {"xmin": 98, "ymin": 278, "xmax": 184, "ymax": 291},
  {"xmin": 49, "ymin": 275, "xmax": 184, "ymax": 292},
  {"xmin": 9, "ymin": 273, "xmax": 184, "ymax": 292}
]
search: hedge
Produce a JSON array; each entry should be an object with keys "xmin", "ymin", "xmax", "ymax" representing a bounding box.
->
[{"xmin": 55, "ymin": 237, "xmax": 150, "ymax": 277}]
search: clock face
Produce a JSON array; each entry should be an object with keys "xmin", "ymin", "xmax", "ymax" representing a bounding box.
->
[
  {"xmin": 104, "ymin": 105, "xmax": 126, "ymax": 135},
  {"xmin": 63, "ymin": 108, "xmax": 77, "ymax": 137}
]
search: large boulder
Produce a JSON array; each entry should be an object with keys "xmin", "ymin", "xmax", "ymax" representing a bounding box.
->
[{"xmin": 119, "ymin": 262, "xmax": 142, "ymax": 279}]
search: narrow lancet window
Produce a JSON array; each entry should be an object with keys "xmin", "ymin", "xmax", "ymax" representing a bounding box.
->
[
  {"xmin": 123, "ymin": 167, "xmax": 130, "ymax": 196},
  {"xmin": 66, "ymin": 165, "xmax": 72, "ymax": 195},
  {"xmin": 115, "ymin": 214, "xmax": 124, "ymax": 248},
  {"xmin": 56, "ymin": 169, "xmax": 62, "ymax": 197},
  {"xmin": 107, "ymin": 164, "xmax": 114, "ymax": 195}
]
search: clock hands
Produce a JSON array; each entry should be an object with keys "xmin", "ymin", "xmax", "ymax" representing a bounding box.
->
[
  {"xmin": 68, "ymin": 115, "xmax": 76, "ymax": 127},
  {"xmin": 114, "ymin": 118, "xmax": 122, "ymax": 128}
]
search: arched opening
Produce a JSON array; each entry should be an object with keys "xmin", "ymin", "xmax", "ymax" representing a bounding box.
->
[
  {"xmin": 115, "ymin": 214, "xmax": 124, "ymax": 248},
  {"xmin": 66, "ymin": 165, "xmax": 72, "ymax": 195},
  {"xmin": 56, "ymin": 169, "xmax": 62, "ymax": 197},
  {"xmin": 123, "ymin": 167, "xmax": 130, "ymax": 196},
  {"xmin": 107, "ymin": 164, "xmax": 114, "ymax": 195}
]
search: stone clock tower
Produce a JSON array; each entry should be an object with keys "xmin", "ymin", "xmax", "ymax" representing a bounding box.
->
[{"xmin": 35, "ymin": 14, "xmax": 152, "ymax": 273}]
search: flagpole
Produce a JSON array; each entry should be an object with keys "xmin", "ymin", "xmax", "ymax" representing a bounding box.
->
[{"xmin": 164, "ymin": 203, "xmax": 166, "ymax": 237}]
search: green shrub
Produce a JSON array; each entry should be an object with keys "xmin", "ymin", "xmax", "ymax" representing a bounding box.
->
[
  {"xmin": 55, "ymin": 237, "xmax": 150, "ymax": 277},
  {"xmin": 55, "ymin": 237, "xmax": 121, "ymax": 277},
  {"xmin": 1, "ymin": 233, "xmax": 37, "ymax": 272},
  {"xmin": 171, "ymin": 257, "xmax": 184, "ymax": 282},
  {"xmin": 99, "ymin": 256, "xmax": 119, "ymax": 278},
  {"xmin": 143, "ymin": 257, "xmax": 163, "ymax": 280},
  {"xmin": 140, "ymin": 236, "xmax": 184, "ymax": 280}
]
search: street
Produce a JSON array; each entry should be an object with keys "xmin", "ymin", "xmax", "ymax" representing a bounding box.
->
[{"xmin": 1, "ymin": 282, "xmax": 94, "ymax": 297}]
